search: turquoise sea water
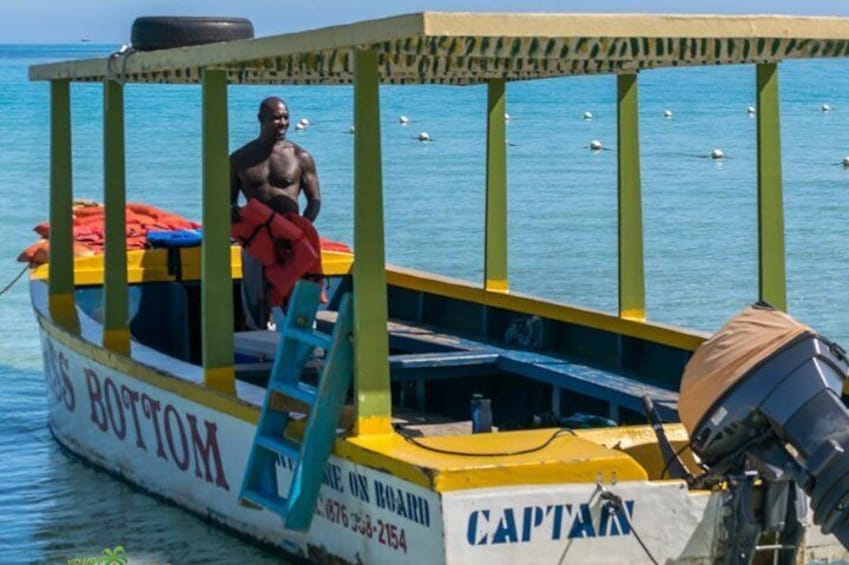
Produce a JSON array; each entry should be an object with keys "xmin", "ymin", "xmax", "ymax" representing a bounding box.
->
[{"xmin": 2, "ymin": 44, "xmax": 849, "ymax": 563}]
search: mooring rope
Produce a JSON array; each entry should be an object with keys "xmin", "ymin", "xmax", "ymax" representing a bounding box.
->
[
  {"xmin": 0, "ymin": 265, "xmax": 29, "ymax": 298},
  {"xmin": 393, "ymin": 424, "xmax": 575, "ymax": 457},
  {"xmin": 597, "ymin": 484, "xmax": 659, "ymax": 565}
]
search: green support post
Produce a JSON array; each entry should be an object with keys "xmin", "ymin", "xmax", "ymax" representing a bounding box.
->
[
  {"xmin": 102, "ymin": 80, "xmax": 129, "ymax": 354},
  {"xmin": 485, "ymin": 79, "xmax": 508, "ymax": 293},
  {"xmin": 756, "ymin": 63, "xmax": 787, "ymax": 311},
  {"xmin": 48, "ymin": 79, "xmax": 78, "ymax": 329},
  {"xmin": 201, "ymin": 69, "xmax": 235, "ymax": 394},
  {"xmin": 617, "ymin": 73, "xmax": 645, "ymax": 321},
  {"xmin": 353, "ymin": 49, "xmax": 392, "ymax": 436}
]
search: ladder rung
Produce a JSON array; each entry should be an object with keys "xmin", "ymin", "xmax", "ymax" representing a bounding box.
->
[
  {"xmin": 286, "ymin": 327, "xmax": 331, "ymax": 349},
  {"xmin": 240, "ymin": 489, "xmax": 290, "ymax": 517},
  {"xmin": 255, "ymin": 435, "xmax": 302, "ymax": 459},
  {"xmin": 270, "ymin": 382, "xmax": 317, "ymax": 407}
]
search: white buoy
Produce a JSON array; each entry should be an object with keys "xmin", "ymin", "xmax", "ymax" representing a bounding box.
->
[
  {"xmin": 399, "ymin": 115, "xmax": 409, "ymax": 124},
  {"xmin": 504, "ymin": 113, "xmax": 511, "ymax": 121},
  {"xmin": 747, "ymin": 106, "xmax": 756, "ymax": 115},
  {"xmin": 349, "ymin": 125, "xmax": 355, "ymax": 134},
  {"xmin": 822, "ymin": 104, "xmax": 832, "ymax": 112},
  {"xmin": 583, "ymin": 111, "xmax": 593, "ymax": 120},
  {"xmin": 711, "ymin": 148, "xmax": 724, "ymax": 160},
  {"xmin": 590, "ymin": 140, "xmax": 603, "ymax": 151},
  {"xmin": 418, "ymin": 132, "xmax": 431, "ymax": 142},
  {"xmin": 842, "ymin": 156, "xmax": 849, "ymax": 167},
  {"xmin": 295, "ymin": 123, "xmax": 305, "ymax": 131},
  {"xmin": 298, "ymin": 118, "xmax": 310, "ymax": 126},
  {"xmin": 663, "ymin": 109, "xmax": 672, "ymax": 118}
]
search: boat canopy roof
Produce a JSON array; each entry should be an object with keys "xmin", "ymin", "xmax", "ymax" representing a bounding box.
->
[{"xmin": 29, "ymin": 12, "xmax": 849, "ymax": 85}]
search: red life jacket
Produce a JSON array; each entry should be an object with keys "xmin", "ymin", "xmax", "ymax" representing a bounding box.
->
[
  {"xmin": 231, "ymin": 198, "xmax": 322, "ymax": 304},
  {"xmin": 286, "ymin": 213, "xmax": 327, "ymax": 303}
]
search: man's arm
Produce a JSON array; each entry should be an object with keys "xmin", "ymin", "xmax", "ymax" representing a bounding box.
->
[
  {"xmin": 229, "ymin": 152, "xmax": 242, "ymax": 222},
  {"xmin": 299, "ymin": 150, "xmax": 321, "ymax": 223}
]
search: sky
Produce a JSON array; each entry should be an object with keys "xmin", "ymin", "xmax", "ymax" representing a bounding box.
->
[{"xmin": 6, "ymin": 0, "xmax": 849, "ymax": 43}]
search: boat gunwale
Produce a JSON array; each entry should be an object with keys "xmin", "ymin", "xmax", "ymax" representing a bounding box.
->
[
  {"xmin": 29, "ymin": 248, "xmax": 708, "ymax": 353},
  {"xmin": 31, "ymin": 278, "xmax": 263, "ymax": 423}
]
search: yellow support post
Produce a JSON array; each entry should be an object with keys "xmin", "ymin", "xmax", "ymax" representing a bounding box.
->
[
  {"xmin": 756, "ymin": 63, "xmax": 787, "ymax": 311},
  {"xmin": 353, "ymin": 49, "xmax": 392, "ymax": 436},
  {"xmin": 200, "ymin": 69, "xmax": 235, "ymax": 394},
  {"xmin": 484, "ymin": 78, "xmax": 508, "ymax": 293},
  {"xmin": 102, "ymin": 80, "xmax": 129, "ymax": 354},
  {"xmin": 48, "ymin": 79, "xmax": 78, "ymax": 330},
  {"xmin": 617, "ymin": 73, "xmax": 645, "ymax": 321}
]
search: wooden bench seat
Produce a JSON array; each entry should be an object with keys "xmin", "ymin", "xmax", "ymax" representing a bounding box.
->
[{"xmin": 301, "ymin": 310, "xmax": 680, "ymax": 420}]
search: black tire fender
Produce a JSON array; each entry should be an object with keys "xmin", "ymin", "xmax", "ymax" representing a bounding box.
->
[{"xmin": 131, "ymin": 17, "xmax": 254, "ymax": 51}]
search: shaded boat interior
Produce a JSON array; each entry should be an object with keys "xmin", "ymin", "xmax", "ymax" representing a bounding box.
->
[{"xmin": 74, "ymin": 271, "xmax": 692, "ymax": 438}]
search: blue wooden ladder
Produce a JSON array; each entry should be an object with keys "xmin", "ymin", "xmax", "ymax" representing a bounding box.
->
[{"xmin": 239, "ymin": 280, "xmax": 353, "ymax": 531}]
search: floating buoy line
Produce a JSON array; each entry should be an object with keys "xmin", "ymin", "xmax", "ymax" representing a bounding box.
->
[
  {"xmin": 683, "ymin": 148, "xmax": 734, "ymax": 160},
  {"xmin": 343, "ymin": 107, "xmax": 845, "ymax": 169}
]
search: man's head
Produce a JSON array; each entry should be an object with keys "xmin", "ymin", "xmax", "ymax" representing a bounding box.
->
[{"xmin": 258, "ymin": 96, "xmax": 289, "ymax": 141}]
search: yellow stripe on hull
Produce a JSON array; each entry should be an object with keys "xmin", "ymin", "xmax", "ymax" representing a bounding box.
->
[{"xmin": 387, "ymin": 265, "xmax": 706, "ymax": 352}]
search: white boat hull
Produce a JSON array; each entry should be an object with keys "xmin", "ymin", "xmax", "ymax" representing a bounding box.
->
[{"xmin": 39, "ymin": 322, "xmax": 849, "ymax": 564}]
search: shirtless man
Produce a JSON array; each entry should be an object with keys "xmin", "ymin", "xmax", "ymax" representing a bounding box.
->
[
  {"xmin": 230, "ymin": 96, "xmax": 321, "ymax": 221},
  {"xmin": 230, "ymin": 96, "xmax": 321, "ymax": 329}
]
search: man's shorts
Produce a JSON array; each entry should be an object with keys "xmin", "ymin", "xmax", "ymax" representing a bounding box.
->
[{"xmin": 240, "ymin": 248, "xmax": 269, "ymax": 331}]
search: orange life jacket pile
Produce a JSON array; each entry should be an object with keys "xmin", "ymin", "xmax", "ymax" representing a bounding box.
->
[
  {"xmin": 20, "ymin": 200, "xmax": 353, "ymax": 306},
  {"xmin": 18, "ymin": 202, "xmax": 201, "ymax": 266}
]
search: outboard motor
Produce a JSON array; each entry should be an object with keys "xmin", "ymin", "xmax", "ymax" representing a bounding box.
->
[{"xmin": 679, "ymin": 303, "xmax": 849, "ymax": 564}]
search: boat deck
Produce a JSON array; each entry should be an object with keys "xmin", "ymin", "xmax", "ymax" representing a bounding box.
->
[
  {"xmin": 235, "ymin": 309, "xmax": 680, "ymax": 424},
  {"xmin": 336, "ymin": 427, "xmax": 651, "ymax": 491}
]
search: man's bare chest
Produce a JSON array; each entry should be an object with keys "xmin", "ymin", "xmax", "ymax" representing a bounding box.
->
[{"xmin": 242, "ymin": 153, "xmax": 300, "ymax": 187}]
